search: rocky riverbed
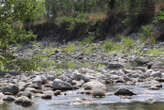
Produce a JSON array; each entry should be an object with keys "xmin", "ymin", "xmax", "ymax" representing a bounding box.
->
[{"xmin": 1, "ymin": 41, "xmax": 164, "ymax": 109}]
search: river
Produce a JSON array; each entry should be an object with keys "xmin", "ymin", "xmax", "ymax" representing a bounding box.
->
[{"xmin": 1, "ymin": 84, "xmax": 164, "ymax": 110}]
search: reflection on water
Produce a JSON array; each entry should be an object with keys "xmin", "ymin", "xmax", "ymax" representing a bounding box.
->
[
  {"xmin": 0, "ymin": 103, "xmax": 37, "ymax": 110},
  {"xmin": 1, "ymin": 102, "xmax": 164, "ymax": 110}
]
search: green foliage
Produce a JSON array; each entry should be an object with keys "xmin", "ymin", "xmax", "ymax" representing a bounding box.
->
[
  {"xmin": 56, "ymin": 13, "xmax": 88, "ymax": 31},
  {"xmin": 104, "ymin": 36, "xmax": 135, "ymax": 54},
  {"xmin": 139, "ymin": 25, "xmax": 155, "ymax": 44},
  {"xmin": 104, "ymin": 39, "xmax": 113, "ymax": 51},
  {"xmin": 146, "ymin": 48, "xmax": 163, "ymax": 56},
  {"xmin": 0, "ymin": 0, "xmax": 45, "ymax": 72},
  {"xmin": 56, "ymin": 61, "xmax": 76, "ymax": 69},
  {"xmin": 56, "ymin": 13, "xmax": 88, "ymax": 23},
  {"xmin": 0, "ymin": 53, "xmax": 38, "ymax": 72},
  {"xmin": 0, "ymin": 23, "xmax": 36, "ymax": 49},
  {"xmin": 121, "ymin": 36, "xmax": 135, "ymax": 50},
  {"xmin": 45, "ymin": 0, "xmax": 107, "ymax": 18},
  {"xmin": 96, "ymin": 63, "xmax": 106, "ymax": 70},
  {"xmin": 62, "ymin": 43, "xmax": 75, "ymax": 53},
  {"xmin": 12, "ymin": 58, "xmax": 38, "ymax": 72},
  {"xmin": 81, "ymin": 45, "xmax": 98, "ymax": 54},
  {"xmin": 1, "ymin": 0, "xmax": 163, "ymax": 72},
  {"xmin": 54, "ymin": 69, "xmax": 63, "ymax": 74},
  {"xmin": 81, "ymin": 61, "xmax": 92, "ymax": 68},
  {"xmin": 122, "ymin": 17, "xmax": 131, "ymax": 25},
  {"xmin": 80, "ymin": 36, "xmax": 95, "ymax": 45},
  {"xmin": 13, "ymin": 0, "xmax": 45, "ymax": 22},
  {"xmin": 104, "ymin": 39, "xmax": 122, "ymax": 52},
  {"xmin": 154, "ymin": 10, "xmax": 164, "ymax": 24},
  {"xmin": 40, "ymin": 47, "xmax": 57, "ymax": 56},
  {"xmin": 0, "ymin": 55, "xmax": 7, "ymax": 71},
  {"xmin": 0, "ymin": 0, "xmax": 45, "ymax": 49}
]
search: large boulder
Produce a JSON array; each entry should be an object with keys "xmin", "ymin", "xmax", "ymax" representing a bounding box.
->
[
  {"xmin": 83, "ymin": 80, "xmax": 107, "ymax": 91},
  {"xmin": 52, "ymin": 79, "xmax": 73, "ymax": 91},
  {"xmin": 82, "ymin": 80, "xmax": 107, "ymax": 97},
  {"xmin": 2, "ymin": 85, "xmax": 19, "ymax": 95}
]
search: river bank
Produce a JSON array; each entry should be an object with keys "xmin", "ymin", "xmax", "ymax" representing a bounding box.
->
[{"xmin": 1, "ymin": 40, "xmax": 164, "ymax": 109}]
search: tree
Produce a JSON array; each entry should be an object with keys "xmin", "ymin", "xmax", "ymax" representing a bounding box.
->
[
  {"xmin": 45, "ymin": 0, "xmax": 106, "ymax": 19},
  {"xmin": 108, "ymin": 0, "xmax": 115, "ymax": 10},
  {"xmin": 0, "ymin": 0, "xmax": 45, "ymax": 50}
]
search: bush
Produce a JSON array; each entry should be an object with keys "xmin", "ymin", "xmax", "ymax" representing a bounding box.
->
[
  {"xmin": 104, "ymin": 39, "xmax": 113, "ymax": 51},
  {"xmin": 139, "ymin": 25, "xmax": 155, "ymax": 45},
  {"xmin": 104, "ymin": 39, "xmax": 122, "ymax": 53},
  {"xmin": 121, "ymin": 36, "xmax": 135, "ymax": 50},
  {"xmin": 62, "ymin": 43, "xmax": 75, "ymax": 53},
  {"xmin": 0, "ymin": 0, "xmax": 45, "ymax": 72},
  {"xmin": 154, "ymin": 10, "xmax": 164, "ymax": 23},
  {"xmin": 56, "ymin": 13, "xmax": 89, "ymax": 31}
]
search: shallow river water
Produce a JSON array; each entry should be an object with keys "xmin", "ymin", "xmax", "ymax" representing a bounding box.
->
[{"xmin": 1, "ymin": 84, "xmax": 164, "ymax": 110}]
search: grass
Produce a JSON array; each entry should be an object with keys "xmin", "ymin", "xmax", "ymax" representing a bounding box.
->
[
  {"xmin": 104, "ymin": 36, "xmax": 135, "ymax": 53},
  {"xmin": 3, "ymin": 32, "xmax": 162, "ymax": 72},
  {"xmin": 146, "ymin": 48, "xmax": 163, "ymax": 56},
  {"xmin": 40, "ymin": 47, "xmax": 57, "ymax": 56},
  {"xmin": 81, "ymin": 45, "xmax": 98, "ymax": 54},
  {"xmin": 54, "ymin": 68, "xmax": 63, "ymax": 74},
  {"xmin": 103, "ymin": 36, "xmax": 137, "ymax": 56},
  {"xmin": 62, "ymin": 42, "xmax": 75, "ymax": 53},
  {"xmin": 56, "ymin": 61, "xmax": 76, "ymax": 69},
  {"xmin": 79, "ymin": 61, "xmax": 92, "ymax": 68},
  {"xmin": 104, "ymin": 39, "xmax": 113, "ymax": 51},
  {"xmin": 121, "ymin": 36, "xmax": 135, "ymax": 50},
  {"xmin": 95, "ymin": 63, "xmax": 106, "ymax": 70},
  {"xmin": 80, "ymin": 36, "xmax": 95, "ymax": 46}
]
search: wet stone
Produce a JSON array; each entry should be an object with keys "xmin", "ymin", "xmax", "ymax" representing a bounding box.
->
[
  {"xmin": 92, "ymin": 90, "xmax": 106, "ymax": 98},
  {"xmin": 15, "ymin": 96, "xmax": 33, "ymax": 107},
  {"xmin": 149, "ymin": 83, "xmax": 162, "ymax": 90},
  {"xmin": 2, "ymin": 85, "xmax": 19, "ymax": 95},
  {"xmin": 41, "ymin": 94, "xmax": 52, "ymax": 99},
  {"xmin": 114, "ymin": 88, "xmax": 136, "ymax": 96},
  {"xmin": 54, "ymin": 90, "xmax": 61, "ymax": 96},
  {"xmin": 17, "ymin": 91, "xmax": 32, "ymax": 99},
  {"xmin": 73, "ymin": 74, "xmax": 90, "ymax": 82},
  {"xmin": 53, "ymin": 79, "xmax": 73, "ymax": 91},
  {"xmin": 3, "ymin": 96, "xmax": 15, "ymax": 102},
  {"xmin": 151, "ymin": 71, "xmax": 162, "ymax": 78}
]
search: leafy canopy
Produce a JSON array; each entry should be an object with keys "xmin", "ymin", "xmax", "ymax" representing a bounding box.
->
[{"xmin": 0, "ymin": 0, "xmax": 45, "ymax": 49}]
